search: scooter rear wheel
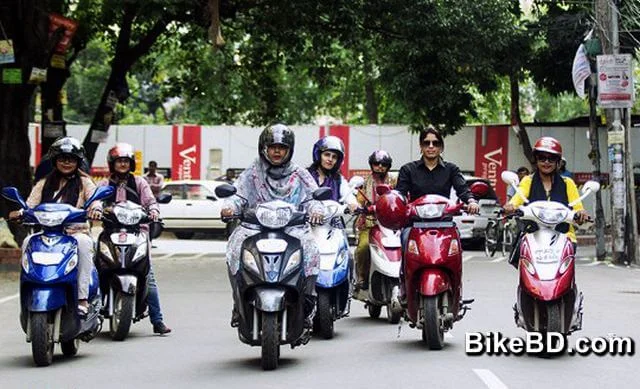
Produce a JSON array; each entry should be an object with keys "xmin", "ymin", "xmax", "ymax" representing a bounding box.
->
[
  {"xmin": 367, "ymin": 304, "xmax": 382, "ymax": 319},
  {"xmin": 61, "ymin": 338, "xmax": 79, "ymax": 357},
  {"xmin": 261, "ymin": 312, "xmax": 280, "ymax": 370},
  {"xmin": 422, "ymin": 296, "xmax": 445, "ymax": 350},
  {"xmin": 31, "ymin": 312, "xmax": 54, "ymax": 366}
]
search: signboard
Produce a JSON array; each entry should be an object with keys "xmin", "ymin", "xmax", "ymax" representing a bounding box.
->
[
  {"xmin": 49, "ymin": 14, "xmax": 78, "ymax": 54},
  {"xmin": 171, "ymin": 125, "xmax": 201, "ymax": 180},
  {"xmin": 597, "ymin": 54, "xmax": 635, "ymax": 108},
  {"xmin": 475, "ymin": 125, "xmax": 509, "ymax": 202},
  {"xmin": 134, "ymin": 150, "xmax": 143, "ymax": 176}
]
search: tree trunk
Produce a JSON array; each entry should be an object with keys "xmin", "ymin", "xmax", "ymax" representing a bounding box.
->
[
  {"xmin": 363, "ymin": 53, "xmax": 378, "ymax": 124},
  {"xmin": 82, "ymin": 5, "xmax": 168, "ymax": 165},
  {"xmin": 509, "ymin": 72, "xmax": 534, "ymax": 166},
  {"xmin": 40, "ymin": 66, "xmax": 69, "ymax": 156}
]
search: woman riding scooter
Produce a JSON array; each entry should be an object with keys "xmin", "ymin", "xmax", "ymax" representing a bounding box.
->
[
  {"xmin": 504, "ymin": 136, "xmax": 588, "ymax": 267},
  {"xmin": 9, "ymin": 136, "xmax": 102, "ymax": 316},
  {"xmin": 307, "ymin": 135, "xmax": 358, "ymax": 208},
  {"xmin": 221, "ymin": 124, "xmax": 325, "ymax": 329}
]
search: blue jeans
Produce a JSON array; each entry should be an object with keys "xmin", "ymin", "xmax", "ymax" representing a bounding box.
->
[{"xmin": 147, "ymin": 265, "xmax": 164, "ymax": 324}]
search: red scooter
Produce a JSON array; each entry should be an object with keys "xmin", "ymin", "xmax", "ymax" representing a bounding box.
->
[{"xmin": 376, "ymin": 190, "xmax": 473, "ymax": 349}]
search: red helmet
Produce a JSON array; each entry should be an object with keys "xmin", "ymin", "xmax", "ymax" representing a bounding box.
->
[
  {"xmin": 374, "ymin": 191, "xmax": 409, "ymax": 230},
  {"xmin": 107, "ymin": 143, "xmax": 136, "ymax": 172},
  {"xmin": 533, "ymin": 137, "xmax": 562, "ymax": 157}
]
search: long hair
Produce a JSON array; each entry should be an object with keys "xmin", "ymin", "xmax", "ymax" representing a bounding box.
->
[{"xmin": 41, "ymin": 170, "xmax": 82, "ymax": 205}]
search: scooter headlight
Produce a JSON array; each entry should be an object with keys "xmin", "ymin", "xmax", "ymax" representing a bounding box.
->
[
  {"xmin": 99, "ymin": 241, "xmax": 114, "ymax": 261},
  {"xmin": 558, "ymin": 256, "xmax": 574, "ymax": 274},
  {"xmin": 531, "ymin": 206, "xmax": 569, "ymax": 225},
  {"xmin": 242, "ymin": 249, "xmax": 260, "ymax": 274},
  {"xmin": 114, "ymin": 206, "xmax": 145, "ymax": 225},
  {"xmin": 256, "ymin": 205, "xmax": 293, "ymax": 229},
  {"xmin": 416, "ymin": 204, "xmax": 446, "ymax": 219},
  {"xmin": 132, "ymin": 242, "xmax": 148, "ymax": 262},
  {"xmin": 64, "ymin": 254, "xmax": 78, "ymax": 275},
  {"xmin": 283, "ymin": 249, "xmax": 302, "ymax": 275},
  {"xmin": 21, "ymin": 255, "xmax": 29, "ymax": 273},
  {"xmin": 521, "ymin": 258, "xmax": 536, "ymax": 276},
  {"xmin": 336, "ymin": 249, "xmax": 349, "ymax": 266},
  {"xmin": 34, "ymin": 210, "xmax": 70, "ymax": 227}
]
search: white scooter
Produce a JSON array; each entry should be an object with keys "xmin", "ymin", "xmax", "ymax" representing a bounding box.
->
[
  {"xmin": 353, "ymin": 184, "xmax": 403, "ymax": 324},
  {"xmin": 502, "ymin": 171, "xmax": 599, "ymax": 339}
]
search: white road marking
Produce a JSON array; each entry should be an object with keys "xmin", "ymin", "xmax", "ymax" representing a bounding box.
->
[
  {"xmin": 0, "ymin": 293, "xmax": 19, "ymax": 305},
  {"xmin": 462, "ymin": 253, "xmax": 474, "ymax": 262},
  {"xmin": 490, "ymin": 256, "xmax": 506, "ymax": 263},
  {"xmin": 473, "ymin": 369, "xmax": 508, "ymax": 389},
  {"xmin": 445, "ymin": 332, "xmax": 454, "ymax": 339}
]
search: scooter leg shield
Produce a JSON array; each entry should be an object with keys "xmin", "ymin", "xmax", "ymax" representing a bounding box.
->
[
  {"xmin": 29, "ymin": 286, "xmax": 67, "ymax": 312},
  {"xmin": 418, "ymin": 270, "xmax": 451, "ymax": 297},
  {"xmin": 253, "ymin": 287, "xmax": 286, "ymax": 312}
]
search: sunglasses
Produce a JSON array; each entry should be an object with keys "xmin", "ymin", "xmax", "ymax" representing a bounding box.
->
[
  {"xmin": 536, "ymin": 155, "xmax": 559, "ymax": 163},
  {"xmin": 371, "ymin": 162, "xmax": 390, "ymax": 167},
  {"xmin": 56, "ymin": 155, "xmax": 78, "ymax": 164},
  {"xmin": 421, "ymin": 140, "xmax": 442, "ymax": 148}
]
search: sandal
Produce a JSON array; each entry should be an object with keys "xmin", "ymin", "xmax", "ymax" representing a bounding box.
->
[{"xmin": 78, "ymin": 304, "xmax": 89, "ymax": 318}]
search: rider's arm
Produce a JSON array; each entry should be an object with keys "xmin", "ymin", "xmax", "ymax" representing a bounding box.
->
[
  {"xmin": 136, "ymin": 177, "xmax": 159, "ymax": 213},
  {"xmin": 450, "ymin": 164, "xmax": 476, "ymax": 204},
  {"xmin": 223, "ymin": 166, "xmax": 253, "ymax": 214},
  {"xmin": 26, "ymin": 179, "xmax": 45, "ymax": 209},
  {"xmin": 395, "ymin": 164, "xmax": 411, "ymax": 198},
  {"xmin": 507, "ymin": 175, "xmax": 532, "ymax": 208},
  {"xmin": 80, "ymin": 177, "xmax": 103, "ymax": 211},
  {"xmin": 565, "ymin": 178, "xmax": 584, "ymax": 211},
  {"xmin": 339, "ymin": 176, "xmax": 358, "ymax": 208}
]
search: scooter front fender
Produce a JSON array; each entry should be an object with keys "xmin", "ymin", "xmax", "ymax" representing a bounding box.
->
[
  {"xmin": 418, "ymin": 269, "xmax": 451, "ymax": 297},
  {"xmin": 28, "ymin": 286, "xmax": 67, "ymax": 312},
  {"xmin": 115, "ymin": 274, "xmax": 138, "ymax": 295},
  {"xmin": 253, "ymin": 287, "xmax": 286, "ymax": 312}
]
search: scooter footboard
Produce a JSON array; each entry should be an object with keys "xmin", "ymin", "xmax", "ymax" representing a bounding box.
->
[
  {"xmin": 252, "ymin": 287, "xmax": 287, "ymax": 312},
  {"xmin": 418, "ymin": 269, "xmax": 451, "ymax": 297}
]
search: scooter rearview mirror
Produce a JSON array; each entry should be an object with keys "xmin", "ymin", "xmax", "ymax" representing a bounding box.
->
[
  {"xmin": 581, "ymin": 180, "xmax": 600, "ymax": 195},
  {"xmin": 156, "ymin": 193, "xmax": 172, "ymax": 204},
  {"xmin": 501, "ymin": 171, "xmax": 519, "ymax": 186},
  {"xmin": 312, "ymin": 187, "xmax": 332, "ymax": 201},
  {"xmin": 215, "ymin": 184, "xmax": 237, "ymax": 198},
  {"xmin": 1, "ymin": 187, "xmax": 28, "ymax": 209},
  {"xmin": 349, "ymin": 175, "xmax": 365, "ymax": 189}
]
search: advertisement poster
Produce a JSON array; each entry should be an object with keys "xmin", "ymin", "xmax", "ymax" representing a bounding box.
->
[
  {"xmin": 172, "ymin": 125, "xmax": 201, "ymax": 180},
  {"xmin": 597, "ymin": 54, "xmax": 635, "ymax": 108},
  {"xmin": 49, "ymin": 14, "xmax": 78, "ymax": 54},
  {"xmin": 475, "ymin": 125, "xmax": 509, "ymax": 202}
]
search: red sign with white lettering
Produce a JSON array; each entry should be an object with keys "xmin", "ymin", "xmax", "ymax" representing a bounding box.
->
[
  {"xmin": 475, "ymin": 126, "xmax": 509, "ymax": 202},
  {"xmin": 172, "ymin": 125, "xmax": 201, "ymax": 180}
]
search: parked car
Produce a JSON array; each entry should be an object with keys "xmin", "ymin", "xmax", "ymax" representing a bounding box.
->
[
  {"xmin": 450, "ymin": 176, "xmax": 501, "ymax": 243},
  {"xmin": 159, "ymin": 180, "xmax": 227, "ymax": 239}
]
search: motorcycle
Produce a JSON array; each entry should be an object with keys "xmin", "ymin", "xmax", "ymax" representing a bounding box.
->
[
  {"xmin": 1, "ymin": 186, "xmax": 113, "ymax": 366},
  {"xmin": 353, "ymin": 184, "xmax": 403, "ymax": 324},
  {"xmin": 376, "ymin": 188, "xmax": 475, "ymax": 349},
  {"xmin": 501, "ymin": 171, "xmax": 599, "ymax": 343},
  {"xmin": 215, "ymin": 184, "xmax": 332, "ymax": 370},
  {"xmin": 95, "ymin": 195, "xmax": 171, "ymax": 341}
]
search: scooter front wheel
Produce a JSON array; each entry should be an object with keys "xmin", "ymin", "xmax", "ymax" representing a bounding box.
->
[
  {"xmin": 315, "ymin": 291, "xmax": 334, "ymax": 339},
  {"xmin": 110, "ymin": 292, "xmax": 134, "ymax": 341},
  {"xmin": 31, "ymin": 312, "xmax": 54, "ymax": 366},
  {"xmin": 422, "ymin": 296, "xmax": 445, "ymax": 350},
  {"xmin": 261, "ymin": 312, "xmax": 280, "ymax": 370}
]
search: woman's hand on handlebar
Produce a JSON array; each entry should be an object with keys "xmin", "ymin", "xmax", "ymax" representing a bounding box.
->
[
  {"xmin": 574, "ymin": 210, "xmax": 590, "ymax": 225},
  {"xmin": 503, "ymin": 203, "xmax": 516, "ymax": 215},
  {"xmin": 465, "ymin": 202, "xmax": 480, "ymax": 215},
  {"xmin": 88, "ymin": 208, "xmax": 103, "ymax": 220},
  {"xmin": 8, "ymin": 209, "xmax": 23, "ymax": 221},
  {"xmin": 221, "ymin": 207, "xmax": 235, "ymax": 218},
  {"xmin": 308, "ymin": 212, "xmax": 324, "ymax": 225}
]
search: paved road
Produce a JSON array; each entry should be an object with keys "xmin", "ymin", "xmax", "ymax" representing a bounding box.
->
[{"xmin": 0, "ymin": 245, "xmax": 638, "ymax": 389}]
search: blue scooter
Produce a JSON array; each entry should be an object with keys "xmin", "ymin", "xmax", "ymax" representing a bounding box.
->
[
  {"xmin": 311, "ymin": 200, "xmax": 353, "ymax": 339},
  {"xmin": 2, "ymin": 186, "xmax": 113, "ymax": 366}
]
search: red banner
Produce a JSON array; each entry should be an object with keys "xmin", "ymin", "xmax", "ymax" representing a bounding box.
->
[
  {"xmin": 172, "ymin": 125, "xmax": 201, "ymax": 180},
  {"xmin": 475, "ymin": 125, "xmax": 509, "ymax": 202},
  {"xmin": 319, "ymin": 125, "xmax": 350, "ymax": 177},
  {"xmin": 49, "ymin": 14, "xmax": 78, "ymax": 54}
]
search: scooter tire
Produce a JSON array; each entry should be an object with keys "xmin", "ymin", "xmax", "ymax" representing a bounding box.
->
[
  {"xmin": 60, "ymin": 338, "xmax": 79, "ymax": 357},
  {"xmin": 110, "ymin": 292, "xmax": 134, "ymax": 341},
  {"xmin": 261, "ymin": 312, "xmax": 280, "ymax": 370},
  {"xmin": 315, "ymin": 291, "xmax": 334, "ymax": 339},
  {"xmin": 367, "ymin": 304, "xmax": 382, "ymax": 319},
  {"xmin": 484, "ymin": 221, "xmax": 499, "ymax": 258},
  {"xmin": 422, "ymin": 296, "xmax": 445, "ymax": 350},
  {"xmin": 387, "ymin": 305, "xmax": 402, "ymax": 324},
  {"xmin": 31, "ymin": 312, "xmax": 54, "ymax": 366}
]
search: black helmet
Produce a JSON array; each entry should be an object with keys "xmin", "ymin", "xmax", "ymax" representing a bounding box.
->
[
  {"xmin": 368, "ymin": 150, "xmax": 392, "ymax": 169},
  {"xmin": 258, "ymin": 124, "xmax": 295, "ymax": 166},
  {"xmin": 49, "ymin": 136, "xmax": 85, "ymax": 164}
]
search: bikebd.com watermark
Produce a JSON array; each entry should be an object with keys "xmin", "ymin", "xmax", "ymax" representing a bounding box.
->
[{"xmin": 466, "ymin": 332, "xmax": 635, "ymax": 356}]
